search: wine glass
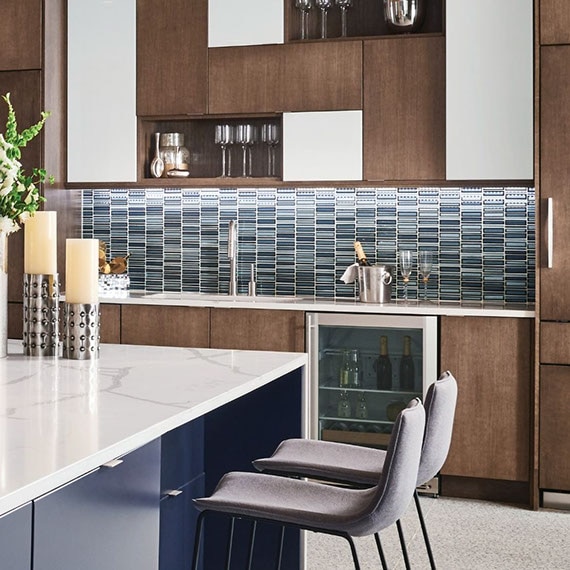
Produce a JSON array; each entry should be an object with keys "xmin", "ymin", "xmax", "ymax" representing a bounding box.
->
[
  {"xmin": 235, "ymin": 124, "xmax": 254, "ymax": 177},
  {"xmin": 261, "ymin": 123, "xmax": 280, "ymax": 177},
  {"xmin": 335, "ymin": 0, "xmax": 353, "ymax": 37},
  {"xmin": 214, "ymin": 124, "xmax": 233, "ymax": 177},
  {"xmin": 399, "ymin": 250, "xmax": 413, "ymax": 302},
  {"xmin": 295, "ymin": 0, "xmax": 313, "ymax": 40},
  {"xmin": 315, "ymin": 0, "xmax": 333, "ymax": 39},
  {"xmin": 418, "ymin": 250, "xmax": 433, "ymax": 301}
]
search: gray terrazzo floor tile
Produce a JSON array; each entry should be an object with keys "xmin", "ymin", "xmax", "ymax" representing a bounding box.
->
[{"xmin": 306, "ymin": 496, "xmax": 569, "ymax": 569}]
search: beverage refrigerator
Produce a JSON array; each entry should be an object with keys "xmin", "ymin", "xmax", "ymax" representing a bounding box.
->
[{"xmin": 306, "ymin": 312, "xmax": 439, "ymax": 493}]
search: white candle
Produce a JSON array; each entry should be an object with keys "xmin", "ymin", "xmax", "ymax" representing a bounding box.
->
[
  {"xmin": 24, "ymin": 211, "xmax": 58, "ymax": 274},
  {"xmin": 65, "ymin": 239, "xmax": 99, "ymax": 304}
]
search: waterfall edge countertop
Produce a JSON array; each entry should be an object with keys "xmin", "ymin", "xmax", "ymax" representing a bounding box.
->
[
  {"xmin": 0, "ymin": 341, "xmax": 308, "ymax": 516},
  {"xmin": 98, "ymin": 290, "xmax": 535, "ymax": 318}
]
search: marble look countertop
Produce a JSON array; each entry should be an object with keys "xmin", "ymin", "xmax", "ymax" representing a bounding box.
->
[
  {"xmin": 0, "ymin": 341, "xmax": 307, "ymax": 516},
  {"xmin": 99, "ymin": 290, "xmax": 535, "ymax": 319}
]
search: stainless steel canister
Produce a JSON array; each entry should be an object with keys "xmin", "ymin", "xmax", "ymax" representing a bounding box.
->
[{"xmin": 357, "ymin": 265, "xmax": 393, "ymax": 303}]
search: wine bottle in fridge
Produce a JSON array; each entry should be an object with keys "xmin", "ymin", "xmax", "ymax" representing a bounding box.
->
[
  {"xmin": 400, "ymin": 335, "xmax": 415, "ymax": 391},
  {"xmin": 376, "ymin": 335, "xmax": 392, "ymax": 390}
]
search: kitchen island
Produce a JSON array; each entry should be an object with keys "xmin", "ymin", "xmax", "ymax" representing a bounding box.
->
[{"xmin": 0, "ymin": 341, "xmax": 308, "ymax": 569}]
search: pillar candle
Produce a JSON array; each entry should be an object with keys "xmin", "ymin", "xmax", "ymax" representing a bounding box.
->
[
  {"xmin": 65, "ymin": 239, "xmax": 99, "ymax": 304},
  {"xmin": 24, "ymin": 211, "xmax": 58, "ymax": 274}
]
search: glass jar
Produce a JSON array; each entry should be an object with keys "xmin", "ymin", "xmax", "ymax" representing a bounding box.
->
[{"xmin": 159, "ymin": 132, "xmax": 190, "ymax": 176}]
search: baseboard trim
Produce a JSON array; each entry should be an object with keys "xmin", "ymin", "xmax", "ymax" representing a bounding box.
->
[{"xmin": 441, "ymin": 475, "xmax": 530, "ymax": 506}]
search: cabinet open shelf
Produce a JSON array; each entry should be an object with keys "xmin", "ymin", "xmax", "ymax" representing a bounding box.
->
[{"xmin": 284, "ymin": 0, "xmax": 444, "ymax": 42}]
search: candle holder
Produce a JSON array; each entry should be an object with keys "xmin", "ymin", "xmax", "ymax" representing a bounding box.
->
[
  {"xmin": 23, "ymin": 273, "xmax": 60, "ymax": 357},
  {"xmin": 62, "ymin": 302, "xmax": 100, "ymax": 360}
]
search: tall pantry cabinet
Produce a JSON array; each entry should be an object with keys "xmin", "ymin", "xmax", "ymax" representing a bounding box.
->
[{"xmin": 538, "ymin": 0, "xmax": 570, "ymax": 502}]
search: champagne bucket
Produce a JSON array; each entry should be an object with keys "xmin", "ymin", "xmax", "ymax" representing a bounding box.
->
[
  {"xmin": 383, "ymin": 0, "xmax": 426, "ymax": 33},
  {"xmin": 357, "ymin": 265, "xmax": 393, "ymax": 304}
]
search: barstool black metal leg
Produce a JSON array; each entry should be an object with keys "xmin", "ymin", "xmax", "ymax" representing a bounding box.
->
[
  {"xmin": 396, "ymin": 519, "xmax": 411, "ymax": 570},
  {"xmin": 225, "ymin": 517, "xmax": 235, "ymax": 570},
  {"xmin": 192, "ymin": 511, "xmax": 206, "ymax": 570},
  {"xmin": 246, "ymin": 520, "xmax": 257, "ymax": 570},
  {"xmin": 276, "ymin": 526, "xmax": 285, "ymax": 569},
  {"xmin": 414, "ymin": 490, "xmax": 437, "ymax": 569},
  {"xmin": 374, "ymin": 532, "xmax": 388, "ymax": 570},
  {"xmin": 344, "ymin": 534, "xmax": 361, "ymax": 570}
]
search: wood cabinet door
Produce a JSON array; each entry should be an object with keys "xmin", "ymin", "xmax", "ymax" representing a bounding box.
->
[
  {"xmin": 539, "ymin": 365, "xmax": 570, "ymax": 491},
  {"xmin": 0, "ymin": 0, "xmax": 42, "ymax": 70},
  {"xmin": 208, "ymin": 45, "xmax": 283, "ymax": 114},
  {"xmin": 440, "ymin": 316, "xmax": 532, "ymax": 482},
  {"xmin": 121, "ymin": 305, "xmax": 210, "ymax": 348},
  {"xmin": 540, "ymin": 0, "xmax": 570, "ymax": 45},
  {"xmin": 137, "ymin": 0, "xmax": 208, "ymax": 116},
  {"xmin": 363, "ymin": 37, "xmax": 445, "ymax": 182},
  {"xmin": 0, "ymin": 71, "xmax": 42, "ymax": 302},
  {"xmin": 540, "ymin": 46, "xmax": 570, "ymax": 321},
  {"xmin": 210, "ymin": 308, "xmax": 305, "ymax": 352},
  {"xmin": 100, "ymin": 304, "xmax": 121, "ymax": 344},
  {"xmin": 281, "ymin": 41, "xmax": 362, "ymax": 112}
]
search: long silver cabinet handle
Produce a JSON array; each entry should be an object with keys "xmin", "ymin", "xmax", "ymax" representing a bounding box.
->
[
  {"xmin": 101, "ymin": 458, "xmax": 124, "ymax": 469},
  {"xmin": 547, "ymin": 197, "xmax": 554, "ymax": 269}
]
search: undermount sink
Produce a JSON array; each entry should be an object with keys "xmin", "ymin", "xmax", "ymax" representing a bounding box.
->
[{"xmin": 142, "ymin": 292, "xmax": 305, "ymax": 303}]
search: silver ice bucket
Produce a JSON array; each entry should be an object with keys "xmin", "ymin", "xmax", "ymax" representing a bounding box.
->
[
  {"xmin": 383, "ymin": 0, "xmax": 426, "ymax": 33},
  {"xmin": 357, "ymin": 265, "xmax": 393, "ymax": 303}
]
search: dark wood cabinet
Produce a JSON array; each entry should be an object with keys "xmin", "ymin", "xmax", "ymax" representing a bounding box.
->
[
  {"xmin": 281, "ymin": 41, "xmax": 362, "ymax": 112},
  {"xmin": 100, "ymin": 303, "xmax": 121, "ymax": 344},
  {"xmin": 539, "ymin": 366, "xmax": 570, "ymax": 490},
  {"xmin": 121, "ymin": 305, "xmax": 210, "ymax": 348},
  {"xmin": 137, "ymin": 0, "xmax": 208, "ymax": 116},
  {"xmin": 440, "ymin": 316, "xmax": 532, "ymax": 484},
  {"xmin": 208, "ymin": 45, "xmax": 283, "ymax": 115},
  {"xmin": 363, "ymin": 36, "xmax": 445, "ymax": 182},
  {"xmin": 540, "ymin": 0, "xmax": 570, "ymax": 45},
  {"xmin": 210, "ymin": 308, "xmax": 305, "ymax": 352},
  {"xmin": 0, "ymin": 0, "xmax": 42, "ymax": 71}
]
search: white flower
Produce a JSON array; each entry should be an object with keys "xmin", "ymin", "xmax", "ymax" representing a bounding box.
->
[{"xmin": 0, "ymin": 215, "xmax": 19, "ymax": 235}]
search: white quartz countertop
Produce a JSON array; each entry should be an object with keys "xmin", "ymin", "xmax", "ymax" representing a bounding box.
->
[
  {"xmin": 0, "ymin": 341, "xmax": 307, "ymax": 516},
  {"xmin": 99, "ymin": 290, "xmax": 535, "ymax": 319}
]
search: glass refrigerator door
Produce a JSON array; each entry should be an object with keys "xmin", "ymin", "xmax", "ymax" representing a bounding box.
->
[{"xmin": 307, "ymin": 313, "xmax": 437, "ymax": 448}]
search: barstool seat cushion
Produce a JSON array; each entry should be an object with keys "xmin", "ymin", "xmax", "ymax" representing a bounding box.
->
[{"xmin": 252, "ymin": 439, "xmax": 385, "ymax": 486}]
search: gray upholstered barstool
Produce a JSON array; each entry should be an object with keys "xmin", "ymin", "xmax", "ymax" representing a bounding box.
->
[
  {"xmin": 192, "ymin": 398, "xmax": 426, "ymax": 570},
  {"xmin": 253, "ymin": 370, "xmax": 458, "ymax": 569}
]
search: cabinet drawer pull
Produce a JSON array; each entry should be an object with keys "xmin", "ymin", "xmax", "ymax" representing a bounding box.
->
[
  {"xmin": 547, "ymin": 197, "xmax": 554, "ymax": 269},
  {"xmin": 165, "ymin": 489, "xmax": 183, "ymax": 497},
  {"xmin": 101, "ymin": 458, "xmax": 124, "ymax": 469}
]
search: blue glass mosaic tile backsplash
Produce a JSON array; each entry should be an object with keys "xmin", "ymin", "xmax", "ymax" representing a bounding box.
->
[{"xmin": 82, "ymin": 186, "xmax": 535, "ymax": 303}]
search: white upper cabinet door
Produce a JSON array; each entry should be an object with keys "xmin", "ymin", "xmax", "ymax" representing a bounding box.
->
[
  {"xmin": 283, "ymin": 111, "xmax": 363, "ymax": 182},
  {"xmin": 67, "ymin": 0, "xmax": 137, "ymax": 183},
  {"xmin": 208, "ymin": 0, "xmax": 284, "ymax": 47},
  {"xmin": 446, "ymin": 0, "xmax": 533, "ymax": 181}
]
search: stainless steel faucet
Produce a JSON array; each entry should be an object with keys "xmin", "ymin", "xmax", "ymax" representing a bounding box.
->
[{"xmin": 228, "ymin": 220, "xmax": 238, "ymax": 296}]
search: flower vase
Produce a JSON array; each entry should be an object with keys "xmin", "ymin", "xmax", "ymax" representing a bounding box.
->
[{"xmin": 0, "ymin": 231, "xmax": 8, "ymax": 358}]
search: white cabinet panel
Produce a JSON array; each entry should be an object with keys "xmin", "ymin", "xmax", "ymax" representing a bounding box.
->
[
  {"xmin": 209, "ymin": 0, "xmax": 284, "ymax": 47},
  {"xmin": 68, "ymin": 0, "xmax": 137, "ymax": 182},
  {"xmin": 283, "ymin": 111, "xmax": 363, "ymax": 182},
  {"xmin": 446, "ymin": 0, "xmax": 533, "ymax": 180}
]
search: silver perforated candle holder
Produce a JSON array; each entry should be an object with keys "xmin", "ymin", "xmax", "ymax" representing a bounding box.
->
[
  {"xmin": 23, "ymin": 273, "xmax": 60, "ymax": 357},
  {"xmin": 62, "ymin": 303, "xmax": 100, "ymax": 360}
]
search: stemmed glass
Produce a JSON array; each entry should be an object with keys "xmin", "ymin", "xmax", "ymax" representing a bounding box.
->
[
  {"xmin": 214, "ymin": 124, "xmax": 234, "ymax": 177},
  {"xmin": 399, "ymin": 250, "xmax": 413, "ymax": 302},
  {"xmin": 261, "ymin": 123, "xmax": 280, "ymax": 177},
  {"xmin": 295, "ymin": 0, "xmax": 313, "ymax": 40},
  {"xmin": 315, "ymin": 0, "xmax": 333, "ymax": 39},
  {"xmin": 418, "ymin": 251, "xmax": 433, "ymax": 301},
  {"xmin": 335, "ymin": 0, "xmax": 353, "ymax": 37},
  {"xmin": 235, "ymin": 124, "xmax": 254, "ymax": 177}
]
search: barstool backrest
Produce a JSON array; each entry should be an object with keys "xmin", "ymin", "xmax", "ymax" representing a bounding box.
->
[
  {"xmin": 417, "ymin": 370, "xmax": 458, "ymax": 486},
  {"xmin": 346, "ymin": 398, "xmax": 425, "ymax": 536}
]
